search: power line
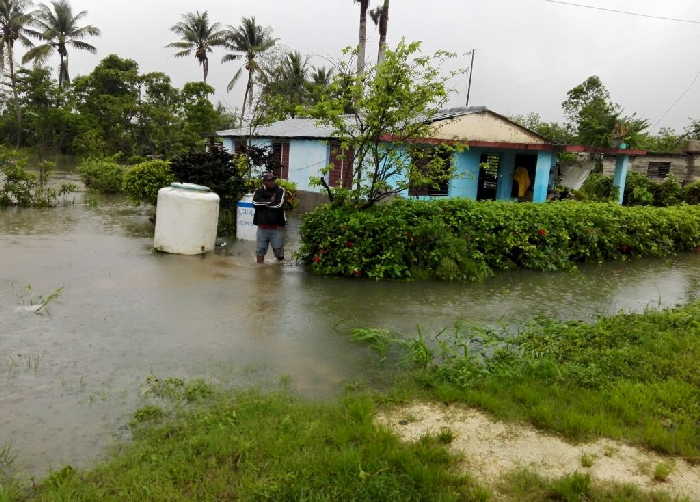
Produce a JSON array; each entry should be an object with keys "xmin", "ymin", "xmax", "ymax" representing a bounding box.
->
[
  {"xmin": 544, "ymin": 0, "xmax": 700, "ymax": 24},
  {"xmin": 652, "ymin": 68, "xmax": 700, "ymax": 129}
]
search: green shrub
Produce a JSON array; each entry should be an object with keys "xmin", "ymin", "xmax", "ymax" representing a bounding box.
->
[
  {"xmin": 122, "ymin": 160, "xmax": 174, "ymax": 205},
  {"xmin": 576, "ymin": 173, "xmax": 618, "ymax": 202},
  {"xmin": 623, "ymin": 172, "xmax": 654, "ymax": 205},
  {"xmin": 78, "ymin": 159, "xmax": 125, "ymax": 193},
  {"xmin": 651, "ymin": 175, "xmax": 684, "ymax": 206},
  {"xmin": 684, "ymin": 181, "xmax": 700, "ymax": 205},
  {"xmin": 299, "ymin": 200, "xmax": 700, "ymax": 280}
]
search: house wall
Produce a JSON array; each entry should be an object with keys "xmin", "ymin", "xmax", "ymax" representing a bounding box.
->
[
  {"xmin": 603, "ymin": 154, "xmax": 692, "ymax": 183},
  {"xmin": 431, "ymin": 113, "xmax": 547, "ymax": 144},
  {"xmin": 288, "ymin": 140, "xmax": 329, "ymax": 191}
]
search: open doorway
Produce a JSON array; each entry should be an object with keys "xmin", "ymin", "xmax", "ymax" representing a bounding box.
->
[{"xmin": 512, "ymin": 154, "xmax": 537, "ymax": 201}]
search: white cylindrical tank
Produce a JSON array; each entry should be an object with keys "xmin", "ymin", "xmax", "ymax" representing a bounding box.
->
[
  {"xmin": 154, "ymin": 183, "xmax": 220, "ymax": 255},
  {"xmin": 236, "ymin": 193, "xmax": 257, "ymax": 241}
]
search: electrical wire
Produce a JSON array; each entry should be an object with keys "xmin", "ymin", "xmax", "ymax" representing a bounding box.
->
[
  {"xmin": 544, "ymin": 0, "xmax": 700, "ymax": 24},
  {"xmin": 652, "ymin": 68, "xmax": 700, "ymax": 129}
]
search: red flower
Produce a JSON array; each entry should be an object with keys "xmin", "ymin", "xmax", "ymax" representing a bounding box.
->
[
  {"xmin": 312, "ymin": 256, "xmax": 321, "ymax": 263},
  {"xmin": 537, "ymin": 229, "xmax": 548, "ymax": 236},
  {"xmin": 345, "ymin": 241, "xmax": 354, "ymax": 248}
]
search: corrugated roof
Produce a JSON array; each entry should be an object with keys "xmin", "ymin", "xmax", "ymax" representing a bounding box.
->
[{"xmin": 216, "ymin": 118, "xmax": 337, "ymax": 139}]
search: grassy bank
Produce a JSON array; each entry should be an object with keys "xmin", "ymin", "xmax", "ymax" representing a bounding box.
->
[
  {"xmin": 299, "ymin": 200, "xmax": 700, "ymax": 280},
  {"xmin": 384, "ymin": 301, "xmax": 700, "ymax": 460},
  {"xmin": 2, "ymin": 303, "xmax": 698, "ymax": 501}
]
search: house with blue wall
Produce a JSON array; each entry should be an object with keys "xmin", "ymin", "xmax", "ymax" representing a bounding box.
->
[{"xmin": 216, "ymin": 107, "xmax": 643, "ymax": 203}]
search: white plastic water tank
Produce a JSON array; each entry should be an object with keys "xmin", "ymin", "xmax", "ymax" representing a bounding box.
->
[
  {"xmin": 236, "ymin": 193, "xmax": 257, "ymax": 241},
  {"xmin": 154, "ymin": 183, "xmax": 220, "ymax": 255}
]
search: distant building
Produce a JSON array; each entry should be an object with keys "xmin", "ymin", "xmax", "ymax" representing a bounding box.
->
[
  {"xmin": 217, "ymin": 107, "xmax": 641, "ymax": 203},
  {"xmin": 603, "ymin": 141, "xmax": 700, "ymax": 184}
]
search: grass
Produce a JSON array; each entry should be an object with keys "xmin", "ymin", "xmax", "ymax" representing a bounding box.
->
[
  {"xmin": 8, "ymin": 390, "xmax": 490, "ymax": 502},
  {"xmin": 654, "ymin": 462, "xmax": 674, "ymax": 482},
  {"xmin": 498, "ymin": 469, "xmax": 686, "ymax": 502},
  {"xmin": 384, "ymin": 301, "xmax": 700, "ymax": 460}
]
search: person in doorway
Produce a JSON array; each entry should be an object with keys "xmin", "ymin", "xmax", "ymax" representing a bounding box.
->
[{"xmin": 253, "ymin": 172, "xmax": 287, "ymax": 263}]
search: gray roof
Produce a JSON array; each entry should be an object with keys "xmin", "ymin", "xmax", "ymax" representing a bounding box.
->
[
  {"xmin": 216, "ymin": 118, "xmax": 337, "ymax": 139},
  {"xmin": 215, "ymin": 107, "xmax": 489, "ymax": 139}
]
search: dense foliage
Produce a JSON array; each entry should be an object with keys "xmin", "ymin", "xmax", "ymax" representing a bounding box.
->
[
  {"xmin": 0, "ymin": 56, "xmax": 233, "ymax": 158},
  {"xmin": 575, "ymin": 172, "xmax": 694, "ymax": 206},
  {"xmin": 77, "ymin": 158, "xmax": 124, "ymax": 193},
  {"xmin": 122, "ymin": 160, "xmax": 175, "ymax": 205},
  {"xmin": 300, "ymin": 199, "xmax": 700, "ymax": 280}
]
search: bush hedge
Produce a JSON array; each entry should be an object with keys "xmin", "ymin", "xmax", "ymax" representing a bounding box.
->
[
  {"xmin": 299, "ymin": 200, "xmax": 700, "ymax": 280},
  {"xmin": 78, "ymin": 158, "xmax": 125, "ymax": 193},
  {"xmin": 123, "ymin": 160, "xmax": 175, "ymax": 205}
]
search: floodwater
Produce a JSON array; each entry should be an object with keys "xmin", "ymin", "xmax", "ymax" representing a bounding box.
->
[{"xmin": 1, "ymin": 167, "xmax": 699, "ymax": 477}]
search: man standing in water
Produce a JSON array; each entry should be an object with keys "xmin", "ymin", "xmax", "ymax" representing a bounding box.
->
[{"xmin": 253, "ymin": 172, "xmax": 286, "ymax": 263}]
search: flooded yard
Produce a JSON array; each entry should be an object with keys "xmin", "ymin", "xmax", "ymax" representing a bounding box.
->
[{"xmin": 1, "ymin": 169, "xmax": 699, "ymax": 477}]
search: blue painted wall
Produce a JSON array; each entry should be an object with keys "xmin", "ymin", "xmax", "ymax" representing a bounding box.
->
[
  {"xmin": 533, "ymin": 151, "xmax": 553, "ymax": 203},
  {"xmin": 451, "ymin": 150, "xmax": 480, "ymax": 199},
  {"xmin": 496, "ymin": 150, "xmax": 516, "ymax": 201},
  {"xmin": 289, "ymin": 140, "xmax": 329, "ymax": 191}
]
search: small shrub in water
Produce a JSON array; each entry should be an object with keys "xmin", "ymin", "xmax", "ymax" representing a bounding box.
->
[
  {"xmin": 580, "ymin": 453, "xmax": 595, "ymax": 468},
  {"xmin": 78, "ymin": 158, "xmax": 125, "ymax": 193},
  {"xmin": 131, "ymin": 405, "xmax": 165, "ymax": 425},
  {"xmin": 123, "ymin": 160, "xmax": 174, "ymax": 205}
]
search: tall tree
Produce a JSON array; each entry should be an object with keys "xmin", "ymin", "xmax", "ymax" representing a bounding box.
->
[
  {"xmin": 0, "ymin": 0, "xmax": 37, "ymax": 145},
  {"xmin": 370, "ymin": 0, "xmax": 389, "ymax": 64},
  {"xmin": 354, "ymin": 0, "xmax": 369, "ymax": 73},
  {"xmin": 22, "ymin": 0, "xmax": 99, "ymax": 88},
  {"xmin": 167, "ymin": 11, "xmax": 225, "ymax": 84},
  {"xmin": 221, "ymin": 17, "xmax": 276, "ymax": 124}
]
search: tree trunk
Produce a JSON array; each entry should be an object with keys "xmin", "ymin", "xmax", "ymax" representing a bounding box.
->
[
  {"xmin": 377, "ymin": 0, "xmax": 390, "ymax": 65},
  {"xmin": 357, "ymin": 0, "xmax": 369, "ymax": 74},
  {"xmin": 203, "ymin": 57, "xmax": 208, "ymax": 83},
  {"xmin": 240, "ymin": 67, "xmax": 252, "ymax": 127},
  {"xmin": 7, "ymin": 42, "xmax": 23, "ymax": 147}
]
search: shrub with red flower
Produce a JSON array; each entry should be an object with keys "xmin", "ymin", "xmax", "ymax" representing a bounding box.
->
[{"xmin": 537, "ymin": 229, "xmax": 548, "ymax": 236}]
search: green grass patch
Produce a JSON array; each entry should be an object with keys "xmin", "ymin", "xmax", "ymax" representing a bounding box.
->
[
  {"xmin": 498, "ymin": 469, "xmax": 686, "ymax": 501},
  {"xmin": 12, "ymin": 391, "xmax": 490, "ymax": 501},
  {"xmin": 383, "ymin": 302, "xmax": 700, "ymax": 459}
]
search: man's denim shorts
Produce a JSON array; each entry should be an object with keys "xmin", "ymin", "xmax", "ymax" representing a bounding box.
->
[{"xmin": 256, "ymin": 227, "xmax": 285, "ymax": 256}]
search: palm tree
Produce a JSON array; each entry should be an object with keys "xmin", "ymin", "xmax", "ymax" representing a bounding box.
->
[
  {"xmin": 353, "ymin": 0, "xmax": 369, "ymax": 74},
  {"xmin": 166, "ymin": 11, "xmax": 225, "ymax": 84},
  {"xmin": 311, "ymin": 66, "xmax": 333, "ymax": 87},
  {"xmin": 22, "ymin": 0, "xmax": 99, "ymax": 88},
  {"xmin": 0, "ymin": 0, "xmax": 37, "ymax": 145},
  {"xmin": 370, "ymin": 0, "xmax": 389, "ymax": 64},
  {"xmin": 221, "ymin": 17, "xmax": 276, "ymax": 124}
]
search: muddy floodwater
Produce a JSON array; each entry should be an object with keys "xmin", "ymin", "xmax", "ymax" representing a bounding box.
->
[{"xmin": 1, "ymin": 168, "xmax": 699, "ymax": 477}]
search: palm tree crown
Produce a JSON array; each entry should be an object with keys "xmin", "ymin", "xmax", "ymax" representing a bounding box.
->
[
  {"xmin": 221, "ymin": 16, "xmax": 276, "ymax": 124},
  {"xmin": 0, "ymin": 0, "xmax": 36, "ymax": 77},
  {"xmin": 22, "ymin": 0, "xmax": 99, "ymax": 88},
  {"xmin": 167, "ymin": 10, "xmax": 225, "ymax": 84}
]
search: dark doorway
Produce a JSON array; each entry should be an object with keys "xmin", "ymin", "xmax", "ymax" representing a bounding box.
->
[
  {"xmin": 512, "ymin": 154, "xmax": 537, "ymax": 201},
  {"xmin": 477, "ymin": 153, "xmax": 501, "ymax": 201}
]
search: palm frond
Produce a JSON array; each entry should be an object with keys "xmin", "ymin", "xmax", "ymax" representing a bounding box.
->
[
  {"xmin": 21, "ymin": 42, "xmax": 52, "ymax": 64},
  {"xmin": 221, "ymin": 52, "xmax": 241, "ymax": 63},
  {"xmin": 226, "ymin": 66, "xmax": 244, "ymax": 92},
  {"xmin": 69, "ymin": 39, "xmax": 96, "ymax": 53}
]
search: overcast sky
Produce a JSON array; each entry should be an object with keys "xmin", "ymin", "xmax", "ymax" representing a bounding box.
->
[{"xmin": 20, "ymin": 0, "xmax": 700, "ymax": 132}]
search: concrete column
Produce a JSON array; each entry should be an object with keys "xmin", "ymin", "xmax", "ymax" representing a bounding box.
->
[
  {"xmin": 496, "ymin": 151, "xmax": 515, "ymax": 201},
  {"xmin": 613, "ymin": 155, "xmax": 630, "ymax": 204},
  {"xmin": 450, "ymin": 150, "xmax": 481, "ymax": 200},
  {"xmin": 533, "ymin": 151, "xmax": 553, "ymax": 203}
]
